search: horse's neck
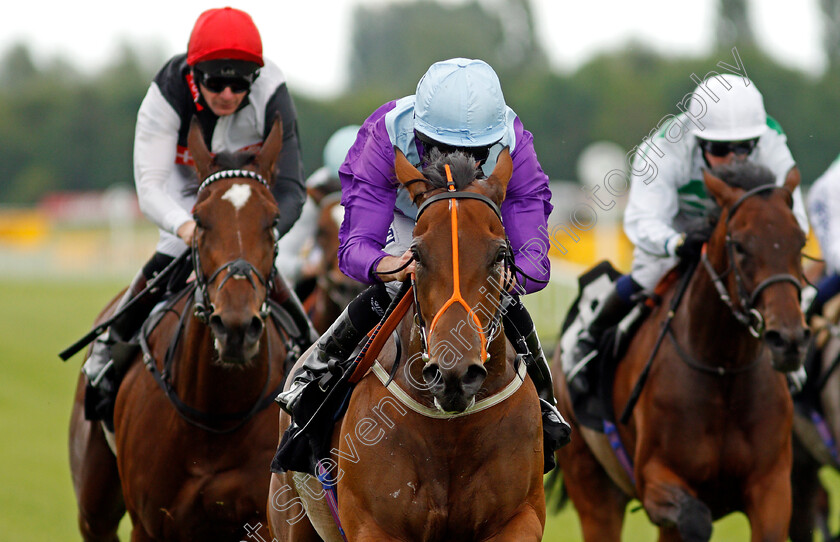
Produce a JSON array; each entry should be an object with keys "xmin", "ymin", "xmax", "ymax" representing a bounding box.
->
[
  {"xmin": 681, "ymin": 258, "xmax": 762, "ymax": 365},
  {"xmin": 169, "ymin": 310, "xmax": 273, "ymax": 413}
]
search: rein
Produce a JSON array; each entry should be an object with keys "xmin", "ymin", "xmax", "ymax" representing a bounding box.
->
[{"xmin": 138, "ymin": 283, "xmax": 283, "ymax": 434}]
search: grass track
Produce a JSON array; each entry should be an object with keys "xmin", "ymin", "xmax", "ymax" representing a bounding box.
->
[{"xmin": 0, "ymin": 278, "xmax": 832, "ymax": 540}]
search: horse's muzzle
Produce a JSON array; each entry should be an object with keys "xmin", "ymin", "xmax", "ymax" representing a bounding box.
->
[
  {"xmin": 764, "ymin": 325, "xmax": 810, "ymax": 373},
  {"xmin": 209, "ymin": 312, "xmax": 264, "ymax": 364},
  {"xmin": 422, "ymin": 361, "xmax": 487, "ymax": 413}
]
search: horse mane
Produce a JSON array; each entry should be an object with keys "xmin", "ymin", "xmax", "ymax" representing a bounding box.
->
[
  {"xmin": 420, "ymin": 148, "xmax": 481, "ymax": 190},
  {"xmin": 711, "ymin": 161, "xmax": 776, "ymax": 192},
  {"xmin": 181, "ymin": 151, "xmax": 257, "ymax": 198}
]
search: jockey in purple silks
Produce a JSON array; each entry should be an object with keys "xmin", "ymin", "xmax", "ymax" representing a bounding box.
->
[{"xmin": 277, "ymin": 58, "xmax": 571, "ymax": 453}]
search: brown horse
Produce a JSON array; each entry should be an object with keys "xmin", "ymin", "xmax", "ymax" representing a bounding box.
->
[
  {"xmin": 69, "ymin": 118, "xmax": 290, "ymax": 541},
  {"xmin": 302, "ymin": 192, "xmax": 365, "ymax": 334},
  {"xmin": 553, "ymin": 164, "xmax": 808, "ymax": 541},
  {"xmin": 268, "ymin": 149, "xmax": 546, "ymax": 541}
]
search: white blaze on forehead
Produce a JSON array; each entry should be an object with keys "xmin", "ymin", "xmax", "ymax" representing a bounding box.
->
[{"xmin": 221, "ymin": 184, "xmax": 252, "ymax": 211}]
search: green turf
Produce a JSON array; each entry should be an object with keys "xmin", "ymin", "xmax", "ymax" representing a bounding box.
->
[{"xmin": 0, "ymin": 278, "xmax": 833, "ymax": 540}]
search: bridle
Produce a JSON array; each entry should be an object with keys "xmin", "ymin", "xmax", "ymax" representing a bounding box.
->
[
  {"xmin": 700, "ymin": 183, "xmax": 801, "ymax": 338},
  {"xmin": 410, "ymin": 165, "xmax": 506, "ymax": 364},
  {"xmin": 139, "ymin": 168, "xmax": 284, "ymax": 433},
  {"xmin": 191, "ymin": 169, "xmax": 280, "ymax": 324}
]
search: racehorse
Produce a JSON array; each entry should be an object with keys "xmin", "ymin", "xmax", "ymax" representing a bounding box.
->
[
  {"xmin": 552, "ymin": 164, "xmax": 808, "ymax": 541},
  {"xmin": 268, "ymin": 148, "xmax": 546, "ymax": 541},
  {"xmin": 301, "ymin": 192, "xmax": 365, "ymax": 334},
  {"xmin": 69, "ymin": 117, "xmax": 290, "ymax": 541}
]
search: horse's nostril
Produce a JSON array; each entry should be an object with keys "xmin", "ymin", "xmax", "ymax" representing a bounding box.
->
[
  {"xmin": 423, "ymin": 363, "xmax": 442, "ymax": 388},
  {"xmin": 209, "ymin": 314, "xmax": 226, "ymax": 338},
  {"xmin": 800, "ymin": 327, "xmax": 811, "ymax": 343},
  {"xmin": 246, "ymin": 315, "xmax": 264, "ymax": 342},
  {"xmin": 764, "ymin": 330, "xmax": 785, "ymax": 351},
  {"xmin": 462, "ymin": 364, "xmax": 487, "ymax": 389}
]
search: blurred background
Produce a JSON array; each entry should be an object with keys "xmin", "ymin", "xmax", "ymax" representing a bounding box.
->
[{"xmin": 2, "ymin": 0, "xmax": 838, "ymax": 539}]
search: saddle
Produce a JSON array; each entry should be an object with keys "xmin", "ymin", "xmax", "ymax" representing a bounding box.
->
[
  {"xmin": 272, "ymin": 285, "xmax": 413, "ymax": 476},
  {"xmin": 560, "ymin": 261, "xmax": 678, "ymax": 432}
]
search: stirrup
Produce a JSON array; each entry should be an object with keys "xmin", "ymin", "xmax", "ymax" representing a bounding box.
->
[
  {"xmin": 276, "ymin": 378, "xmax": 308, "ymax": 415},
  {"xmin": 540, "ymin": 399, "xmax": 571, "ymax": 450}
]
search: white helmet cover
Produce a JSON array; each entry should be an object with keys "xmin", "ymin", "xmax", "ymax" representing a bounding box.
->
[
  {"xmin": 414, "ymin": 58, "xmax": 507, "ymax": 147},
  {"xmin": 690, "ymin": 73, "xmax": 767, "ymax": 141}
]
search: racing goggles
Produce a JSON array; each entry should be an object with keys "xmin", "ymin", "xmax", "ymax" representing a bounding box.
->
[
  {"xmin": 698, "ymin": 137, "xmax": 759, "ymax": 158},
  {"xmin": 199, "ymin": 74, "xmax": 254, "ymax": 94}
]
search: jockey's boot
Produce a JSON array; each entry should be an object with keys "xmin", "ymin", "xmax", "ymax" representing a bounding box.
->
[
  {"xmin": 276, "ymin": 283, "xmax": 392, "ymax": 415},
  {"xmin": 276, "ymin": 305, "xmax": 365, "ymax": 415},
  {"xmin": 270, "ymin": 273, "xmax": 319, "ymax": 353},
  {"xmin": 520, "ymin": 328, "xmax": 572, "ymax": 452},
  {"xmin": 568, "ymin": 285, "xmax": 634, "ymax": 394},
  {"xmin": 82, "ymin": 267, "xmax": 162, "ymax": 430}
]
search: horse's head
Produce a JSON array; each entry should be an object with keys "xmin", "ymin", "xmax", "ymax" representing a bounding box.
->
[
  {"xmin": 704, "ymin": 163, "xmax": 808, "ymax": 371},
  {"xmin": 315, "ymin": 193, "xmax": 364, "ymax": 308},
  {"xmin": 188, "ymin": 116, "xmax": 283, "ymax": 364},
  {"xmin": 394, "ymin": 147, "xmax": 513, "ymax": 413}
]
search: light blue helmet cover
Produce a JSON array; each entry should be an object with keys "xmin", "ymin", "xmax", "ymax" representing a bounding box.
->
[
  {"xmin": 413, "ymin": 58, "xmax": 506, "ymax": 147},
  {"xmin": 323, "ymin": 124, "xmax": 361, "ymax": 179}
]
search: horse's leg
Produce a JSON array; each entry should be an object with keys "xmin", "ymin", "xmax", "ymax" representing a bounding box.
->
[
  {"xmin": 483, "ymin": 505, "xmax": 543, "ymax": 542},
  {"xmin": 743, "ymin": 467, "xmax": 792, "ymax": 542},
  {"xmin": 639, "ymin": 462, "xmax": 712, "ymax": 542},
  {"xmin": 267, "ymin": 472, "xmax": 323, "ymax": 542},
  {"xmin": 69, "ymin": 375, "xmax": 125, "ymax": 542},
  {"xmin": 789, "ymin": 436, "xmax": 824, "ymax": 542},
  {"xmin": 556, "ymin": 425, "xmax": 629, "ymax": 540}
]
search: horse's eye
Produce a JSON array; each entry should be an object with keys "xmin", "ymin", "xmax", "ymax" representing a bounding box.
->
[
  {"xmin": 731, "ymin": 241, "xmax": 746, "ymax": 256},
  {"xmin": 411, "ymin": 246, "xmax": 422, "ymax": 265},
  {"xmin": 495, "ymin": 247, "xmax": 508, "ymax": 264}
]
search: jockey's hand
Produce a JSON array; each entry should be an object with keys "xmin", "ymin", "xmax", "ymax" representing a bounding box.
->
[
  {"xmin": 376, "ymin": 250, "xmax": 416, "ymax": 283},
  {"xmin": 177, "ymin": 220, "xmax": 197, "ymax": 246},
  {"xmin": 503, "ymin": 268, "xmax": 518, "ymax": 292}
]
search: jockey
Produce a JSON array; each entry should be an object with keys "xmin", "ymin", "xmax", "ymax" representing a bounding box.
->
[
  {"xmin": 276, "ymin": 58, "xmax": 571, "ymax": 450},
  {"xmin": 82, "ymin": 7, "xmax": 316, "ymax": 429},
  {"xmin": 566, "ymin": 73, "xmax": 810, "ymax": 393},
  {"xmin": 804, "ymin": 156, "xmax": 840, "ymax": 318},
  {"xmin": 275, "ymin": 125, "xmax": 360, "ymax": 288}
]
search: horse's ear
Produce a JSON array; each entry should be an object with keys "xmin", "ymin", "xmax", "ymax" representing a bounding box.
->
[
  {"xmin": 703, "ymin": 168, "xmax": 738, "ymax": 209},
  {"xmin": 256, "ymin": 115, "xmax": 284, "ymax": 186},
  {"xmin": 394, "ymin": 147, "xmax": 430, "ymax": 203},
  {"xmin": 187, "ymin": 116, "xmax": 213, "ymax": 180},
  {"xmin": 781, "ymin": 166, "xmax": 800, "ymax": 207},
  {"xmin": 482, "ymin": 147, "xmax": 513, "ymax": 206}
]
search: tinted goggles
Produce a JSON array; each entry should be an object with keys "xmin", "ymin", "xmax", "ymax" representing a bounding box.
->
[
  {"xmin": 698, "ymin": 137, "xmax": 758, "ymax": 157},
  {"xmin": 198, "ymin": 71, "xmax": 255, "ymax": 94},
  {"xmin": 415, "ymin": 131, "xmax": 494, "ymax": 163}
]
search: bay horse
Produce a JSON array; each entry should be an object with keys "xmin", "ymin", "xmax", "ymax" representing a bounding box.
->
[
  {"xmin": 268, "ymin": 148, "xmax": 546, "ymax": 541},
  {"xmin": 69, "ymin": 117, "xmax": 290, "ymax": 541},
  {"xmin": 302, "ymin": 192, "xmax": 365, "ymax": 334},
  {"xmin": 553, "ymin": 163, "xmax": 808, "ymax": 541}
]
